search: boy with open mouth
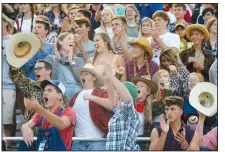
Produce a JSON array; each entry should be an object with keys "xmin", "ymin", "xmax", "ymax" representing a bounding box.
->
[{"xmin": 22, "ymin": 80, "xmax": 75, "ymax": 151}]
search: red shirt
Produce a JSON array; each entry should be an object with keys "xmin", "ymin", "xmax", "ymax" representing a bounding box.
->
[{"xmin": 32, "ymin": 106, "xmax": 76, "ymax": 150}]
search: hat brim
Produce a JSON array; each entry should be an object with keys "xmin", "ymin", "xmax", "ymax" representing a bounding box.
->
[
  {"xmin": 131, "ymin": 77, "xmax": 158, "ymax": 94},
  {"xmin": 189, "ymin": 82, "xmax": 217, "ymax": 117},
  {"xmin": 127, "ymin": 41, "xmax": 153, "ymax": 60},
  {"xmin": 6, "ymin": 33, "xmax": 41, "ymax": 68},
  {"xmin": 74, "ymin": 68, "xmax": 105, "ymax": 88},
  {"xmin": 186, "ymin": 24, "xmax": 210, "ymax": 42}
]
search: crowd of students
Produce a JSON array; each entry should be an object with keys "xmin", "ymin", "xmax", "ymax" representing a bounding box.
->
[{"xmin": 2, "ymin": 3, "xmax": 218, "ymax": 151}]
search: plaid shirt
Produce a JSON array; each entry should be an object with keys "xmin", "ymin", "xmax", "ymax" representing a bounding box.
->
[
  {"xmin": 126, "ymin": 59, "xmax": 159, "ymax": 81},
  {"xmin": 169, "ymin": 66, "xmax": 189, "ymax": 98},
  {"xmin": 179, "ymin": 45, "xmax": 214, "ymax": 82},
  {"xmin": 70, "ymin": 88, "xmax": 113, "ymax": 135},
  {"xmin": 106, "ymin": 101, "xmax": 140, "ymax": 151}
]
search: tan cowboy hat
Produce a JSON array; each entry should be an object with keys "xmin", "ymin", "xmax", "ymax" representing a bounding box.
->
[
  {"xmin": 131, "ymin": 76, "xmax": 158, "ymax": 94},
  {"xmin": 189, "ymin": 82, "xmax": 217, "ymax": 117},
  {"xmin": 186, "ymin": 24, "xmax": 210, "ymax": 41},
  {"xmin": 6, "ymin": 32, "xmax": 41, "ymax": 68},
  {"xmin": 127, "ymin": 37, "xmax": 153, "ymax": 60},
  {"xmin": 75, "ymin": 63, "xmax": 105, "ymax": 88},
  {"xmin": 2, "ymin": 13, "xmax": 13, "ymax": 28}
]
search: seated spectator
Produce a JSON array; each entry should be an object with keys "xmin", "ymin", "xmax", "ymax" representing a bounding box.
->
[
  {"xmin": 139, "ymin": 17, "xmax": 153, "ymax": 38},
  {"xmin": 160, "ymin": 48, "xmax": 189, "ymax": 98},
  {"xmin": 94, "ymin": 7, "xmax": 115, "ymax": 38},
  {"xmin": 125, "ymin": 5, "xmax": 140, "ymax": 38},
  {"xmin": 150, "ymin": 96, "xmax": 200, "ymax": 151},
  {"xmin": 174, "ymin": 23, "xmax": 192, "ymax": 53},
  {"xmin": 180, "ymin": 24, "xmax": 214, "ymax": 82},
  {"xmin": 16, "ymin": 4, "xmax": 36, "ymax": 33},
  {"xmin": 73, "ymin": 17, "xmax": 95, "ymax": 62},
  {"xmin": 88, "ymin": 32, "xmax": 127, "ymax": 82},
  {"xmin": 21, "ymin": 80, "xmax": 75, "ymax": 150},
  {"xmin": 126, "ymin": 37, "xmax": 159, "ymax": 81},
  {"xmin": 148, "ymin": 10, "xmax": 180, "ymax": 65}
]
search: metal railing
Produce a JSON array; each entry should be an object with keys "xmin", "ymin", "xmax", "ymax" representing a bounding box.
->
[{"xmin": 3, "ymin": 137, "xmax": 150, "ymax": 141}]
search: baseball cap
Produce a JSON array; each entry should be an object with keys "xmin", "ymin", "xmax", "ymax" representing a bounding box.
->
[
  {"xmin": 41, "ymin": 80, "xmax": 66, "ymax": 95},
  {"xmin": 123, "ymin": 81, "xmax": 138, "ymax": 102},
  {"xmin": 175, "ymin": 23, "xmax": 186, "ymax": 30}
]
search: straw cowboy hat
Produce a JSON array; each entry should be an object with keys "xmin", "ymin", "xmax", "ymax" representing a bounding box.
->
[
  {"xmin": 6, "ymin": 32, "xmax": 41, "ymax": 68},
  {"xmin": 189, "ymin": 82, "xmax": 217, "ymax": 117},
  {"xmin": 75, "ymin": 63, "xmax": 105, "ymax": 88},
  {"xmin": 131, "ymin": 76, "xmax": 158, "ymax": 94},
  {"xmin": 127, "ymin": 37, "xmax": 153, "ymax": 60},
  {"xmin": 186, "ymin": 24, "xmax": 210, "ymax": 41}
]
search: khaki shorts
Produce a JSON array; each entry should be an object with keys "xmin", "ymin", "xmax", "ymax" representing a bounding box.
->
[{"xmin": 2, "ymin": 89, "xmax": 16, "ymax": 125}]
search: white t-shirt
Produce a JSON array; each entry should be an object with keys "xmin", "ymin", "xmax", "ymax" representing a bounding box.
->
[
  {"xmin": 18, "ymin": 16, "xmax": 36, "ymax": 33},
  {"xmin": 167, "ymin": 12, "xmax": 176, "ymax": 23},
  {"xmin": 137, "ymin": 112, "xmax": 144, "ymax": 136},
  {"xmin": 74, "ymin": 89, "xmax": 105, "ymax": 138},
  {"xmin": 148, "ymin": 32, "xmax": 180, "ymax": 65}
]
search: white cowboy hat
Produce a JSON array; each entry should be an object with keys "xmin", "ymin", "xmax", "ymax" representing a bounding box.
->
[
  {"xmin": 6, "ymin": 32, "xmax": 41, "ymax": 68},
  {"xmin": 189, "ymin": 82, "xmax": 217, "ymax": 117},
  {"xmin": 75, "ymin": 63, "xmax": 105, "ymax": 88}
]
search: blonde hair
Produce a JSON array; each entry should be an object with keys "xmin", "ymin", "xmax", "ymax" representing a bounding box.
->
[
  {"xmin": 139, "ymin": 17, "xmax": 153, "ymax": 37},
  {"xmin": 144, "ymin": 89, "xmax": 153, "ymax": 124},
  {"xmin": 189, "ymin": 72, "xmax": 204, "ymax": 82},
  {"xmin": 96, "ymin": 7, "xmax": 115, "ymax": 33},
  {"xmin": 152, "ymin": 69, "xmax": 169, "ymax": 100}
]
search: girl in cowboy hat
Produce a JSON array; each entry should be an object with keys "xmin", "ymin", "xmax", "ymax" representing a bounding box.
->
[
  {"xmin": 88, "ymin": 32, "xmax": 127, "ymax": 82},
  {"xmin": 159, "ymin": 47, "xmax": 190, "ymax": 98},
  {"xmin": 126, "ymin": 37, "xmax": 159, "ymax": 81},
  {"xmin": 179, "ymin": 24, "xmax": 214, "ymax": 82},
  {"xmin": 130, "ymin": 76, "xmax": 159, "ymax": 150}
]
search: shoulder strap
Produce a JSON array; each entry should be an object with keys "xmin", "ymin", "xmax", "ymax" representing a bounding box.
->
[
  {"xmin": 69, "ymin": 91, "xmax": 81, "ymax": 107},
  {"xmin": 39, "ymin": 108, "xmax": 64, "ymax": 126}
]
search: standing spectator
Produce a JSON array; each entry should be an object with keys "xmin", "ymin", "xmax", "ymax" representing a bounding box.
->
[
  {"xmin": 126, "ymin": 37, "xmax": 159, "ymax": 81},
  {"xmin": 202, "ymin": 8, "xmax": 215, "ymax": 25},
  {"xmin": 21, "ymin": 80, "xmax": 75, "ymax": 150},
  {"xmin": 73, "ymin": 17, "xmax": 95, "ymax": 62},
  {"xmin": 165, "ymin": 4, "xmax": 176, "ymax": 24},
  {"xmin": 76, "ymin": 9, "xmax": 92, "ymax": 21},
  {"xmin": 95, "ymin": 7, "xmax": 115, "ymax": 38},
  {"xmin": 180, "ymin": 24, "xmax": 214, "ymax": 82},
  {"xmin": 44, "ymin": 32, "xmax": 84, "ymax": 100},
  {"xmin": 150, "ymin": 96, "xmax": 200, "ymax": 151},
  {"xmin": 196, "ymin": 112, "xmax": 218, "ymax": 150},
  {"xmin": 159, "ymin": 48, "xmax": 190, "ymax": 98},
  {"xmin": 125, "ymin": 5, "xmax": 140, "ymax": 38},
  {"xmin": 111, "ymin": 16, "xmax": 135, "ymax": 61},
  {"xmin": 103, "ymin": 4, "xmax": 125, "ymax": 16},
  {"xmin": 148, "ymin": 10, "xmax": 180, "ymax": 65},
  {"xmin": 89, "ymin": 4, "xmax": 104, "ymax": 40},
  {"xmin": 88, "ymin": 33, "xmax": 127, "ymax": 82},
  {"xmin": 139, "ymin": 17, "xmax": 153, "ymax": 38},
  {"xmin": 2, "ymin": 13, "xmax": 16, "ymax": 149},
  {"xmin": 16, "ymin": 4, "xmax": 36, "ymax": 33},
  {"xmin": 174, "ymin": 23, "xmax": 192, "ymax": 53},
  {"xmin": 205, "ymin": 18, "xmax": 217, "ymax": 59},
  {"xmin": 134, "ymin": 4, "xmax": 163, "ymax": 20},
  {"xmin": 196, "ymin": 4, "xmax": 215, "ymax": 24},
  {"xmin": 167, "ymin": 4, "xmax": 189, "ymax": 33},
  {"xmin": 44, "ymin": 4, "xmax": 67, "ymax": 36},
  {"xmin": 70, "ymin": 63, "xmax": 113, "ymax": 151}
]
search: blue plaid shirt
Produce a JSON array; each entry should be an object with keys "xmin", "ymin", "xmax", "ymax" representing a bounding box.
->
[{"xmin": 106, "ymin": 100, "xmax": 140, "ymax": 151}]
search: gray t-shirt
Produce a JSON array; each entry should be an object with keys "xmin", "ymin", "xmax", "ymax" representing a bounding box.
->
[
  {"xmin": 127, "ymin": 25, "xmax": 139, "ymax": 38},
  {"xmin": 77, "ymin": 40, "xmax": 95, "ymax": 63}
]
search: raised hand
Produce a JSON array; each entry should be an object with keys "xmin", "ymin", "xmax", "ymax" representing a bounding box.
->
[{"xmin": 160, "ymin": 115, "xmax": 170, "ymax": 134}]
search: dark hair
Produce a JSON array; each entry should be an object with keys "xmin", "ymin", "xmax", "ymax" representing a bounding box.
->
[
  {"xmin": 37, "ymin": 59, "xmax": 52, "ymax": 70},
  {"xmin": 20, "ymin": 4, "xmax": 34, "ymax": 32},
  {"xmin": 163, "ymin": 96, "xmax": 184, "ymax": 109},
  {"xmin": 202, "ymin": 8, "xmax": 215, "ymax": 17},
  {"xmin": 77, "ymin": 9, "xmax": 92, "ymax": 21},
  {"xmin": 172, "ymin": 4, "xmax": 186, "ymax": 11}
]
